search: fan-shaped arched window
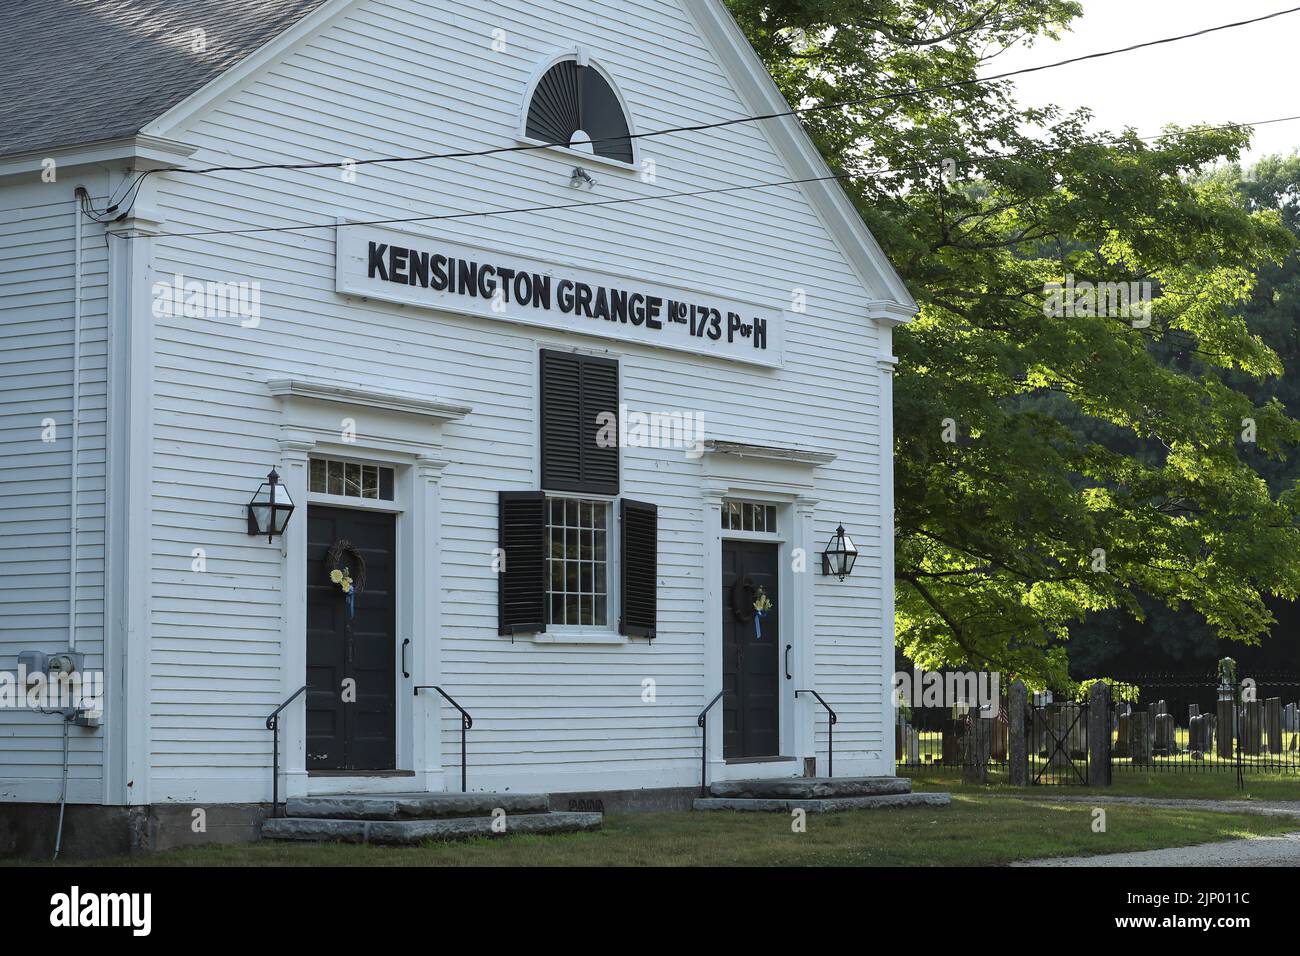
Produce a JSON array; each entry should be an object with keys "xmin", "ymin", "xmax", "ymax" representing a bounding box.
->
[{"xmin": 524, "ymin": 58, "xmax": 634, "ymax": 164}]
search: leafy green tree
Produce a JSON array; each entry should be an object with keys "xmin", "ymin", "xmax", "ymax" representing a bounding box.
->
[
  {"xmin": 1067, "ymin": 155, "xmax": 1300, "ymax": 678},
  {"xmin": 728, "ymin": 1, "xmax": 1300, "ymax": 684}
]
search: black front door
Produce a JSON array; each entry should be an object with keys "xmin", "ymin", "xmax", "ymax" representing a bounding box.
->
[
  {"xmin": 306, "ymin": 505, "xmax": 397, "ymax": 772},
  {"xmin": 722, "ymin": 541, "xmax": 780, "ymax": 759}
]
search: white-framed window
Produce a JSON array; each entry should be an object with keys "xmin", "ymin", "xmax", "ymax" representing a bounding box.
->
[
  {"xmin": 546, "ymin": 496, "xmax": 611, "ymax": 628},
  {"xmin": 309, "ymin": 456, "xmax": 395, "ymax": 501},
  {"xmin": 722, "ymin": 499, "xmax": 778, "ymax": 534}
]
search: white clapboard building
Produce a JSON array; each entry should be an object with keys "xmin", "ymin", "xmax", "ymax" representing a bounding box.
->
[{"xmin": 0, "ymin": 0, "xmax": 915, "ymax": 850}]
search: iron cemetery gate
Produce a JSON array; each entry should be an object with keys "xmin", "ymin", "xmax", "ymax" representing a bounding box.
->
[{"xmin": 1026, "ymin": 694, "xmax": 1090, "ymax": 786}]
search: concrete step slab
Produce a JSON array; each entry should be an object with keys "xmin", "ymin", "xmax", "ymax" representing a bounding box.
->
[
  {"xmin": 708, "ymin": 776, "xmax": 912, "ymax": 800},
  {"xmin": 262, "ymin": 810, "xmax": 601, "ymax": 844},
  {"xmin": 693, "ymin": 792, "xmax": 951, "ymax": 813},
  {"xmin": 284, "ymin": 792, "xmax": 550, "ymax": 820}
]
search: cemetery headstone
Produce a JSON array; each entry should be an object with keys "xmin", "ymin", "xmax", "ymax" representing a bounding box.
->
[
  {"xmin": 1128, "ymin": 711, "xmax": 1152, "ymax": 765},
  {"xmin": 1153, "ymin": 713, "xmax": 1176, "ymax": 756},
  {"xmin": 1265, "ymin": 698, "xmax": 1283, "ymax": 755},
  {"xmin": 1188, "ymin": 713, "xmax": 1204, "ymax": 755},
  {"xmin": 1114, "ymin": 712, "xmax": 1131, "ymax": 758},
  {"xmin": 942, "ymin": 719, "xmax": 961, "ymax": 765},
  {"xmin": 990, "ymin": 713, "xmax": 1008, "ymax": 761},
  {"xmin": 1215, "ymin": 699, "xmax": 1235, "ymax": 759},
  {"xmin": 1242, "ymin": 700, "xmax": 1263, "ymax": 756}
]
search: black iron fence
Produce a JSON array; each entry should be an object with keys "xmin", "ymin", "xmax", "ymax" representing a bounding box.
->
[
  {"xmin": 895, "ymin": 702, "xmax": 1011, "ymax": 773},
  {"xmin": 1110, "ymin": 675, "xmax": 1300, "ymax": 777},
  {"xmin": 896, "ymin": 674, "xmax": 1300, "ymax": 786}
]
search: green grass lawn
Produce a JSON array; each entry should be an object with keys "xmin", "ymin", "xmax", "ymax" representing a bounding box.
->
[
  {"xmin": 38, "ymin": 795, "xmax": 1299, "ymax": 867},
  {"xmin": 903, "ymin": 767, "xmax": 1300, "ymax": 800}
]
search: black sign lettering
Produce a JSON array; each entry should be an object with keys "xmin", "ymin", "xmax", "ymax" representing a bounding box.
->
[
  {"xmin": 368, "ymin": 242, "xmax": 389, "ymax": 281},
  {"xmin": 354, "ymin": 235, "xmax": 774, "ymax": 356}
]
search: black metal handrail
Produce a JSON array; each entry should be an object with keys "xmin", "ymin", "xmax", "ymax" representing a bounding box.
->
[
  {"xmin": 796, "ymin": 689, "xmax": 838, "ymax": 777},
  {"xmin": 696, "ymin": 690, "xmax": 725, "ymax": 797},
  {"xmin": 415, "ymin": 685, "xmax": 472, "ymax": 792},
  {"xmin": 265, "ymin": 684, "xmax": 307, "ymax": 818}
]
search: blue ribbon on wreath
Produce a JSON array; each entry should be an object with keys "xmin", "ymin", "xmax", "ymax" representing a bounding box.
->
[{"xmin": 754, "ymin": 608, "xmax": 766, "ymax": 639}]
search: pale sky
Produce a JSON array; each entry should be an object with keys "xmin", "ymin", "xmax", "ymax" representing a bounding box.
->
[{"xmin": 992, "ymin": 0, "xmax": 1300, "ymax": 164}]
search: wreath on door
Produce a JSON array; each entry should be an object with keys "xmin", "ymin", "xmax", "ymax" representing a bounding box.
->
[
  {"xmin": 731, "ymin": 577, "xmax": 757, "ymax": 622},
  {"xmin": 324, "ymin": 539, "xmax": 367, "ymax": 619},
  {"xmin": 731, "ymin": 577, "xmax": 773, "ymax": 638}
]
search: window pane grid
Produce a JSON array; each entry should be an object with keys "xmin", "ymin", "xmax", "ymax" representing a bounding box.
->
[
  {"xmin": 546, "ymin": 497, "xmax": 609, "ymax": 627},
  {"xmin": 309, "ymin": 457, "xmax": 395, "ymax": 501},
  {"xmin": 722, "ymin": 499, "xmax": 777, "ymax": 533}
]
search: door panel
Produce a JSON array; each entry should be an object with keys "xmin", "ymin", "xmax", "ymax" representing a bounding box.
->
[
  {"xmin": 722, "ymin": 541, "xmax": 781, "ymax": 759},
  {"xmin": 306, "ymin": 505, "xmax": 397, "ymax": 772}
]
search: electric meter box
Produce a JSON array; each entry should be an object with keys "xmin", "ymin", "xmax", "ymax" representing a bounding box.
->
[
  {"xmin": 16, "ymin": 651, "xmax": 84, "ymax": 680},
  {"xmin": 47, "ymin": 652, "xmax": 83, "ymax": 676}
]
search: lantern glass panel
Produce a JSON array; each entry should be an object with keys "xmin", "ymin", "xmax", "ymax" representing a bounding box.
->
[{"xmin": 270, "ymin": 484, "xmax": 295, "ymax": 533}]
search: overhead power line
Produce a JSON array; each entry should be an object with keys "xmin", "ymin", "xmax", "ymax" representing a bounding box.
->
[
  {"xmin": 93, "ymin": 2, "xmax": 1300, "ymax": 218},
  {"xmin": 114, "ymin": 168, "xmax": 876, "ymax": 239},
  {"xmin": 114, "ymin": 105, "xmax": 1300, "ymax": 244}
]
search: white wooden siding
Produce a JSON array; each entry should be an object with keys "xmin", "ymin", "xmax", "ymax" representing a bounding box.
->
[
  {"xmin": 0, "ymin": 178, "xmax": 109, "ymax": 802},
  {"xmin": 143, "ymin": 0, "xmax": 892, "ymax": 798}
]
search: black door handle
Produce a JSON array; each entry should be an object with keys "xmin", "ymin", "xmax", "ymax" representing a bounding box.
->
[
  {"xmin": 785, "ymin": 644, "xmax": 793, "ymax": 680},
  {"xmin": 401, "ymin": 638, "xmax": 410, "ymax": 679}
]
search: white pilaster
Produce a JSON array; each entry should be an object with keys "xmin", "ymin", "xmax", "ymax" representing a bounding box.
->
[
  {"xmin": 876, "ymin": 353, "xmax": 899, "ymax": 773},
  {"xmin": 793, "ymin": 495, "xmax": 819, "ymax": 765},
  {"xmin": 104, "ymin": 202, "xmax": 162, "ymax": 806},
  {"xmin": 701, "ymin": 481, "xmax": 728, "ymax": 782},
  {"xmin": 412, "ymin": 454, "xmax": 448, "ymax": 790},
  {"xmin": 276, "ymin": 437, "xmax": 313, "ymax": 798}
]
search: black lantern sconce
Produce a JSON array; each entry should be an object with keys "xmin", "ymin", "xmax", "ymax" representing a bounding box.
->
[
  {"xmin": 821, "ymin": 524, "xmax": 858, "ymax": 580},
  {"xmin": 247, "ymin": 468, "xmax": 295, "ymax": 542}
]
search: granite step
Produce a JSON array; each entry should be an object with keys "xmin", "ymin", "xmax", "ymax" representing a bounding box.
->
[
  {"xmin": 708, "ymin": 775, "xmax": 913, "ymax": 800},
  {"xmin": 261, "ymin": 810, "xmax": 601, "ymax": 844},
  {"xmin": 694, "ymin": 792, "xmax": 951, "ymax": 813},
  {"xmin": 283, "ymin": 792, "xmax": 550, "ymax": 821}
]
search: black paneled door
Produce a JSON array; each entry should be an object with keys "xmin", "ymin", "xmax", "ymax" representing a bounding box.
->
[
  {"xmin": 306, "ymin": 505, "xmax": 397, "ymax": 772},
  {"xmin": 722, "ymin": 541, "xmax": 780, "ymax": 759}
]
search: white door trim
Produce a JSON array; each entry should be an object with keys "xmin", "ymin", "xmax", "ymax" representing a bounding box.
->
[
  {"xmin": 268, "ymin": 379, "xmax": 467, "ymax": 798},
  {"xmin": 699, "ymin": 442, "xmax": 829, "ymax": 784}
]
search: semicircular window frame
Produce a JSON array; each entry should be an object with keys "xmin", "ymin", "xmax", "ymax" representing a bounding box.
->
[{"xmin": 519, "ymin": 54, "xmax": 637, "ymax": 168}]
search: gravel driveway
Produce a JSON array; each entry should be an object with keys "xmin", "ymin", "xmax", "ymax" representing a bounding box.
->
[{"xmin": 1014, "ymin": 831, "xmax": 1300, "ymax": 867}]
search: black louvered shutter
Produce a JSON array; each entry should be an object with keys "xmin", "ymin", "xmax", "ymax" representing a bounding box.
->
[
  {"xmin": 540, "ymin": 350, "xmax": 619, "ymax": 495},
  {"xmin": 498, "ymin": 491, "xmax": 546, "ymax": 635},
  {"xmin": 619, "ymin": 498, "xmax": 658, "ymax": 639}
]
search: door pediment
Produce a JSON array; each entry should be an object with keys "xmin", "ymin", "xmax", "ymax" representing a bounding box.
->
[{"xmin": 267, "ymin": 378, "xmax": 471, "ymax": 458}]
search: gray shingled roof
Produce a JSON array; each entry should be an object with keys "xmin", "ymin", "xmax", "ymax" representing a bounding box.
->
[{"xmin": 0, "ymin": 0, "xmax": 330, "ymax": 159}]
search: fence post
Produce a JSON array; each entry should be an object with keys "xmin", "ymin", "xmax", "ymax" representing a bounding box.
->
[
  {"xmin": 1009, "ymin": 680, "xmax": 1028, "ymax": 786},
  {"xmin": 1088, "ymin": 681, "xmax": 1112, "ymax": 787}
]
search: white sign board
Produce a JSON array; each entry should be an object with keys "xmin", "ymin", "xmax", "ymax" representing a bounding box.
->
[{"xmin": 335, "ymin": 225, "xmax": 783, "ymax": 367}]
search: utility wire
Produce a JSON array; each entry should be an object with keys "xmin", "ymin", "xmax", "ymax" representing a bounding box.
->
[
  {"xmin": 90, "ymin": 4, "xmax": 1300, "ymax": 219},
  {"xmin": 107, "ymin": 108, "xmax": 1300, "ymax": 243},
  {"xmin": 112, "ymin": 168, "xmax": 881, "ymax": 239}
]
